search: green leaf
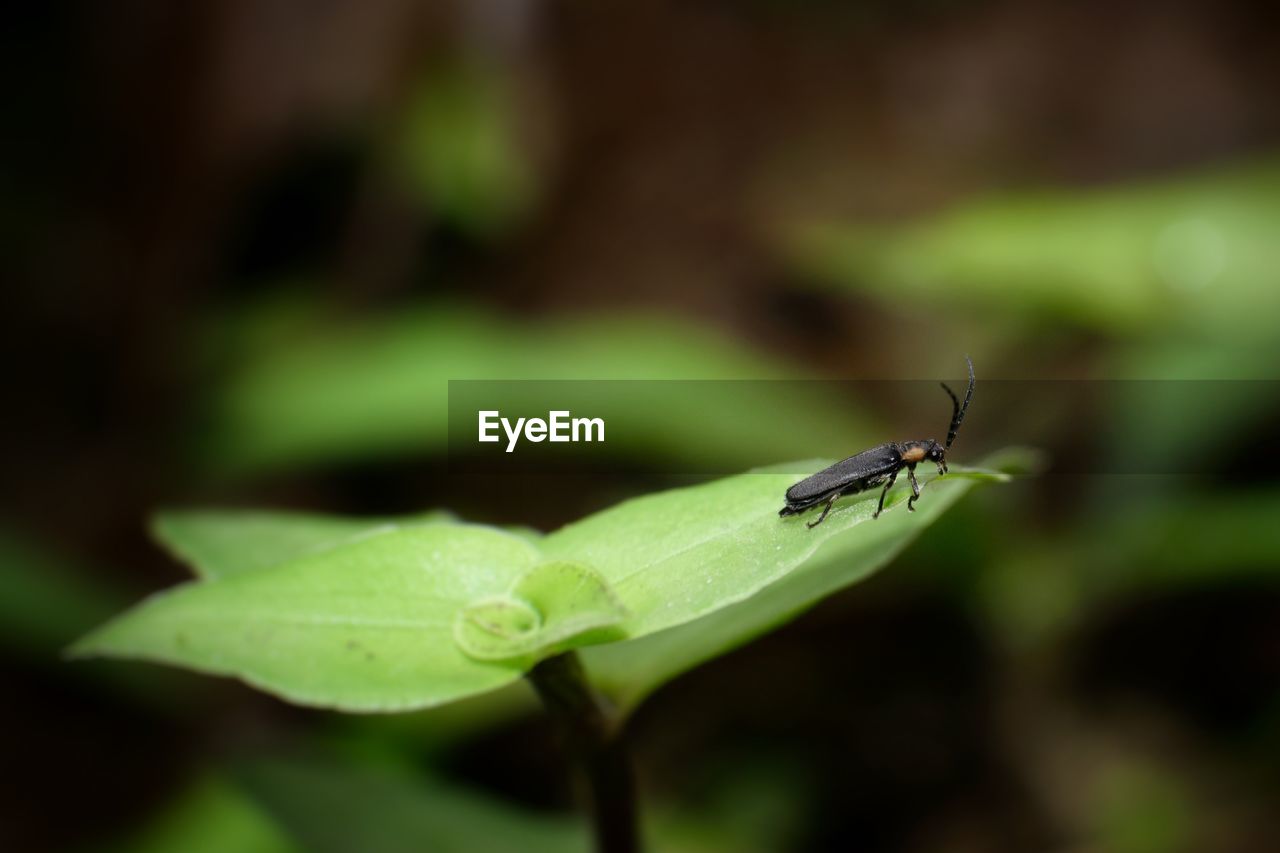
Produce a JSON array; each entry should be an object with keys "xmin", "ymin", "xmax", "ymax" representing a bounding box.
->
[
  {"xmin": 577, "ymin": 456, "xmax": 1022, "ymax": 711},
  {"xmin": 153, "ymin": 510, "xmax": 456, "ymax": 580},
  {"xmin": 208, "ymin": 306, "xmax": 878, "ymax": 476},
  {"xmin": 790, "ymin": 156, "xmax": 1280, "ymax": 339},
  {"xmin": 543, "ymin": 461, "xmax": 1010, "ymax": 643},
  {"xmin": 72, "ymin": 525, "xmax": 542, "ymax": 711},
  {"xmin": 74, "ymin": 456, "xmax": 1016, "ymax": 712}
]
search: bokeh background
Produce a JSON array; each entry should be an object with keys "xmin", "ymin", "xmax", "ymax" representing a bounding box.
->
[{"xmin": 4, "ymin": 1, "xmax": 1280, "ymax": 851}]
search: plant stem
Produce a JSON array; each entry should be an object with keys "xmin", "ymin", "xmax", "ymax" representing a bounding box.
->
[{"xmin": 527, "ymin": 652, "xmax": 640, "ymax": 853}]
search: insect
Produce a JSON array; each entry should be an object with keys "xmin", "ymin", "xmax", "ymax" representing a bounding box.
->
[{"xmin": 779, "ymin": 356, "xmax": 975, "ymax": 528}]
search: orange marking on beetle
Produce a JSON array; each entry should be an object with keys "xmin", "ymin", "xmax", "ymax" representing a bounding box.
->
[{"xmin": 901, "ymin": 446, "xmax": 926, "ymax": 463}]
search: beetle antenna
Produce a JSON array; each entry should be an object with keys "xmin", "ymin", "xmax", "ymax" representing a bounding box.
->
[{"xmin": 942, "ymin": 355, "xmax": 975, "ymax": 449}]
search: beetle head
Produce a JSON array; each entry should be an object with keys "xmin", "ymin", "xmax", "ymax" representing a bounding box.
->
[{"xmin": 926, "ymin": 440, "xmax": 948, "ymax": 474}]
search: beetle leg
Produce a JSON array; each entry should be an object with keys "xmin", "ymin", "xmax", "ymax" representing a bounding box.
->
[
  {"xmin": 873, "ymin": 470, "xmax": 899, "ymax": 519},
  {"xmin": 906, "ymin": 465, "xmax": 921, "ymax": 511},
  {"xmin": 807, "ymin": 492, "xmax": 841, "ymax": 528}
]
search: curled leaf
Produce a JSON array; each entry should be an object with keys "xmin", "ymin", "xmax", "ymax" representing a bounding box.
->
[{"xmin": 454, "ymin": 561, "xmax": 627, "ymax": 661}]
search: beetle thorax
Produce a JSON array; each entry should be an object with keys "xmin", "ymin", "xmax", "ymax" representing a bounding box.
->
[{"xmin": 899, "ymin": 444, "xmax": 927, "ymax": 463}]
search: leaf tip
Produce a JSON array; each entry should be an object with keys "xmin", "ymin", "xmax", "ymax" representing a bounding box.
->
[{"xmin": 63, "ymin": 619, "xmax": 120, "ymax": 662}]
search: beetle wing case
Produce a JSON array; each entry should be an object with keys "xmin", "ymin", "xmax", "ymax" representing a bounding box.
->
[{"xmin": 784, "ymin": 442, "xmax": 899, "ymax": 503}]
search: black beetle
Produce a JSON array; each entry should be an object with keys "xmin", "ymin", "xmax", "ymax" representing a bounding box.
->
[{"xmin": 779, "ymin": 356, "xmax": 975, "ymax": 528}]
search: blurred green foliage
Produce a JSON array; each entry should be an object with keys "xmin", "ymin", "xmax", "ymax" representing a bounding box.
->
[
  {"xmin": 1092, "ymin": 762, "xmax": 1197, "ymax": 853},
  {"xmin": 396, "ymin": 60, "xmax": 535, "ymax": 238},
  {"xmin": 122, "ymin": 776, "xmax": 296, "ymax": 853},
  {"xmin": 230, "ymin": 757, "xmax": 587, "ymax": 853},
  {"xmin": 206, "ymin": 305, "xmax": 880, "ymax": 476},
  {"xmin": 791, "ymin": 157, "xmax": 1280, "ymax": 344},
  {"xmin": 0, "ymin": 530, "xmax": 121, "ymax": 657},
  {"xmin": 977, "ymin": 490, "xmax": 1280, "ymax": 651},
  {"xmin": 14, "ymin": 24, "xmax": 1279, "ymax": 846}
]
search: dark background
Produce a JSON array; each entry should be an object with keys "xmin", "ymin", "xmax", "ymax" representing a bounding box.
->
[{"xmin": 3, "ymin": 2, "xmax": 1279, "ymax": 851}]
